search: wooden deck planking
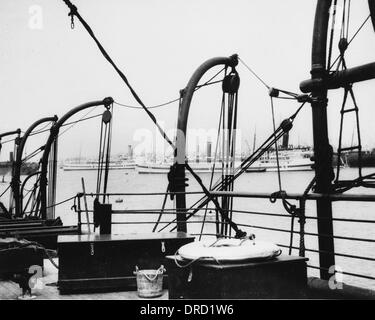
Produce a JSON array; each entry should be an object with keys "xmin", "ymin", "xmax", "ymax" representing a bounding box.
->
[{"xmin": 0, "ymin": 259, "xmax": 168, "ymax": 300}]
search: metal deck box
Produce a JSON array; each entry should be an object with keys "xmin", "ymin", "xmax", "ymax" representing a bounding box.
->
[
  {"xmin": 57, "ymin": 232, "xmax": 194, "ymax": 293},
  {"xmin": 165, "ymin": 255, "xmax": 308, "ymax": 299}
]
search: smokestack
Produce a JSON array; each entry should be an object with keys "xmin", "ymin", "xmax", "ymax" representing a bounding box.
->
[
  {"xmin": 282, "ymin": 132, "xmax": 289, "ymax": 149},
  {"xmin": 196, "ymin": 139, "xmax": 200, "ymax": 163},
  {"xmin": 207, "ymin": 140, "xmax": 212, "ymax": 163},
  {"xmin": 9, "ymin": 151, "xmax": 14, "ymax": 162},
  {"xmin": 128, "ymin": 145, "xmax": 133, "ymax": 159}
]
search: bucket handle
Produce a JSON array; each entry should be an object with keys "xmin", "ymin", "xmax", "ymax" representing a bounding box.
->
[{"xmin": 134, "ymin": 265, "xmax": 166, "ymax": 282}]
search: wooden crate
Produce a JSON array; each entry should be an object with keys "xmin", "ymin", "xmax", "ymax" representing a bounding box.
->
[{"xmin": 57, "ymin": 232, "xmax": 194, "ymax": 293}]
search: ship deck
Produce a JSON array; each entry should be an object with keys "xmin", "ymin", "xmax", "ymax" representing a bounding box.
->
[{"xmin": 0, "ymin": 259, "xmax": 168, "ymax": 300}]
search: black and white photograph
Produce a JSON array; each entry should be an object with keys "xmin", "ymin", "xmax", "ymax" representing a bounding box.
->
[{"xmin": 0, "ymin": 0, "xmax": 375, "ymax": 305}]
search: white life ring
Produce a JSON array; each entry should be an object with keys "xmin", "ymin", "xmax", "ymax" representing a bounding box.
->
[{"xmin": 178, "ymin": 239, "xmax": 281, "ymax": 262}]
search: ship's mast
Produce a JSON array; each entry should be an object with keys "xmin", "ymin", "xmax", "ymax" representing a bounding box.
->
[{"xmin": 307, "ymin": 0, "xmax": 335, "ymax": 280}]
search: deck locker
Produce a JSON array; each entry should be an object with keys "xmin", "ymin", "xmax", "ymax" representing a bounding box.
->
[
  {"xmin": 165, "ymin": 255, "xmax": 309, "ymax": 299},
  {"xmin": 57, "ymin": 232, "xmax": 194, "ymax": 293}
]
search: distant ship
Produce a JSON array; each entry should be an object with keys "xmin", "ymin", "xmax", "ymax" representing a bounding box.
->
[
  {"xmin": 62, "ymin": 159, "xmax": 136, "ymax": 171},
  {"xmin": 135, "ymin": 160, "xmax": 252, "ymax": 174},
  {"xmin": 240, "ymin": 132, "xmax": 313, "ymax": 172},
  {"xmin": 136, "ymin": 144, "xmax": 313, "ymax": 174},
  {"xmin": 135, "ymin": 152, "xmax": 312, "ymax": 174},
  {"xmin": 0, "ymin": 162, "xmax": 11, "ymax": 177},
  {"xmin": 345, "ymin": 149, "xmax": 375, "ymax": 167},
  {"xmin": 246, "ymin": 147, "xmax": 313, "ymax": 172},
  {"xmin": 0, "ymin": 161, "xmax": 38, "ymax": 178}
]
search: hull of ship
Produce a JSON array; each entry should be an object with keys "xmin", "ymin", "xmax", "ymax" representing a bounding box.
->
[
  {"xmin": 0, "ymin": 161, "xmax": 11, "ymax": 176},
  {"xmin": 63, "ymin": 165, "xmax": 135, "ymax": 171},
  {"xmin": 249, "ymin": 164, "xmax": 312, "ymax": 172},
  {"xmin": 0, "ymin": 162, "xmax": 38, "ymax": 176},
  {"xmin": 246, "ymin": 158, "xmax": 313, "ymax": 172},
  {"xmin": 346, "ymin": 153, "xmax": 375, "ymax": 168},
  {"xmin": 137, "ymin": 164, "xmax": 273, "ymax": 174},
  {"xmin": 136, "ymin": 164, "xmax": 222, "ymax": 174},
  {"xmin": 0, "ymin": 167, "xmax": 10, "ymax": 176}
]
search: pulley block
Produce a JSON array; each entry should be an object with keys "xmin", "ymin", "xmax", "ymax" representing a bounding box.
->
[
  {"xmin": 222, "ymin": 72, "xmax": 240, "ymax": 94},
  {"xmin": 102, "ymin": 110, "xmax": 112, "ymax": 124}
]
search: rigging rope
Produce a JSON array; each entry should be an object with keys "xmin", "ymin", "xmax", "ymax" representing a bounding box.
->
[
  {"xmin": 0, "ymin": 184, "xmax": 11, "ymax": 198},
  {"xmin": 95, "ymin": 106, "xmax": 113, "ymax": 204},
  {"xmin": 325, "ymin": 2, "xmax": 375, "ymax": 193},
  {"xmin": 21, "ymin": 146, "xmax": 44, "ymax": 163},
  {"xmin": 238, "ymin": 57, "xmax": 270, "ymax": 89},
  {"xmin": 0, "ymin": 240, "xmax": 59, "ymax": 269},
  {"xmin": 113, "ymin": 75, "xmax": 224, "ymax": 110},
  {"xmin": 22, "ymin": 176, "xmax": 40, "ymax": 216},
  {"xmin": 152, "ymin": 185, "xmax": 170, "ymax": 232},
  {"xmin": 102, "ymin": 106, "xmax": 113, "ymax": 201},
  {"xmin": 199, "ymin": 91, "xmax": 226, "ymax": 240},
  {"xmin": 268, "ymin": 93, "xmax": 300, "ymax": 255},
  {"xmin": 161, "ymin": 104, "xmax": 305, "ymax": 233},
  {"xmin": 61, "ymin": 0, "xmax": 175, "ymax": 148},
  {"xmin": 28, "ymin": 122, "xmax": 54, "ymax": 137},
  {"xmin": 61, "ymin": 0, "xmax": 318, "ymax": 238},
  {"xmin": 329, "ymin": 13, "xmax": 371, "ymax": 71},
  {"xmin": 0, "ymin": 113, "xmax": 104, "ymax": 147},
  {"xmin": 61, "ymin": 0, "xmax": 247, "ymax": 236},
  {"xmin": 327, "ymin": 0, "xmax": 339, "ymax": 70},
  {"xmin": 114, "ymin": 98, "xmax": 180, "ymax": 110},
  {"xmin": 20, "ymin": 194, "xmax": 77, "ymax": 216},
  {"xmin": 204, "ymin": 68, "xmax": 240, "ymax": 237},
  {"xmin": 270, "ymin": 96, "xmax": 283, "ymax": 191},
  {"xmin": 59, "ymin": 107, "xmax": 99, "ymax": 138}
]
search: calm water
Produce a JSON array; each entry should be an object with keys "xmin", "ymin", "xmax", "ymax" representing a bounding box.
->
[{"xmin": 1, "ymin": 167, "xmax": 375, "ymax": 290}]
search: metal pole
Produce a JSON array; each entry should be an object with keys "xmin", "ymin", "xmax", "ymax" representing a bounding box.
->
[
  {"xmin": 77, "ymin": 193, "xmax": 82, "ymax": 234},
  {"xmin": 300, "ymin": 62, "xmax": 375, "ymax": 92},
  {"xmin": 308, "ymin": 0, "xmax": 335, "ymax": 280},
  {"xmin": 81, "ymin": 177, "xmax": 91, "ymax": 233}
]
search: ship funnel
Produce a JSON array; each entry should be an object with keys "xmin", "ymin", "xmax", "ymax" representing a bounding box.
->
[
  {"xmin": 207, "ymin": 140, "xmax": 212, "ymax": 163},
  {"xmin": 282, "ymin": 132, "xmax": 289, "ymax": 149},
  {"xmin": 128, "ymin": 145, "xmax": 133, "ymax": 159},
  {"xmin": 196, "ymin": 138, "xmax": 200, "ymax": 163}
]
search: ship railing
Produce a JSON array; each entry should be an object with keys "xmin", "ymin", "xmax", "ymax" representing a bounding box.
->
[{"xmin": 73, "ymin": 190, "xmax": 375, "ymax": 287}]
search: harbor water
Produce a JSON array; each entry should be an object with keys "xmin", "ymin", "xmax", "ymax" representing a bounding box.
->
[{"xmin": 1, "ymin": 167, "xmax": 374, "ymax": 290}]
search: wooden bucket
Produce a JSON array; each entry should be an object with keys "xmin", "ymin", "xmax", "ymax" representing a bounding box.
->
[{"xmin": 134, "ymin": 265, "xmax": 166, "ymax": 298}]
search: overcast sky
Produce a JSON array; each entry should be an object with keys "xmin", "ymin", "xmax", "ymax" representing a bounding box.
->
[{"xmin": 1, "ymin": 0, "xmax": 375, "ymax": 161}]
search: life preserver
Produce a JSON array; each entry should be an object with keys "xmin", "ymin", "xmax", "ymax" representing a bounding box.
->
[{"xmin": 178, "ymin": 239, "xmax": 281, "ymax": 262}]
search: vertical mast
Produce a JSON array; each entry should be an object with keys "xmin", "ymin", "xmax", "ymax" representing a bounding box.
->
[{"xmin": 309, "ymin": 0, "xmax": 335, "ymax": 280}]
